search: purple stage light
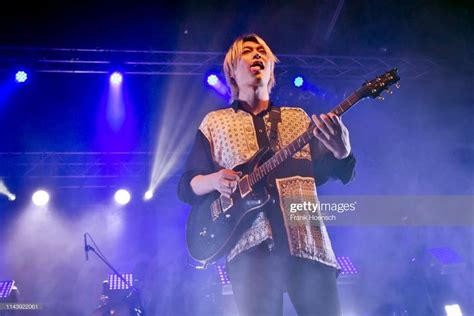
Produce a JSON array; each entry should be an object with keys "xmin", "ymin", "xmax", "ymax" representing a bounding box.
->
[
  {"xmin": 0, "ymin": 280, "xmax": 14, "ymax": 298},
  {"xmin": 336, "ymin": 256, "xmax": 358, "ymax": 275},
  {"xmin": 216, "ymin": 265, "xmax": 231, "ymax": 285},
  {"xmin": 207, "ymin": 74, "xmax": 219, "ymax": 87},
  {"xmin": 110, "ymin": 72, "xmax": 123, "ymax": 85},
  {"xmin": 108, "ymin": 273, "xmax": 133, "ymax": 290},
  {"xmin": 15, "ymin": 71, "xmax": 28, "ymax": 83}
]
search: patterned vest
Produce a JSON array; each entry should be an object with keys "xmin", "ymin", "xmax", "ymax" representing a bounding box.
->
[{"xmin": 199, "ymin": 106, "xmax": 339, "ymax": 269}]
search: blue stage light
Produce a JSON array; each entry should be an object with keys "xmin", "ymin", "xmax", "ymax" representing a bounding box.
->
[
  {"xmin": 294, "ymin": 76, "xmax": 304, "ymax": 88},
  {"xmin": 110, "ymin": 72, "xmax": 123, "ymax": 85},
  {"xmin": 207, "ymin": 74, "xmax": 219, "ymax": 87},
  {"xmin": 15, "ymin": 71, "xmax": 28, "ymax": 83}
]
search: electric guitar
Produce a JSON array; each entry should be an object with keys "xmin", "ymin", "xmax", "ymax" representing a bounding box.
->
[{"xmin": 186, "ymin": 68, "xmax": 400, "ymax": 263}]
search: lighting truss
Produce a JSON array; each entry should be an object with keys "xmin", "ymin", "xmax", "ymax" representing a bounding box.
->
[
  {"xmin": 0, "ymin": 152, "xmax": 155, "ymax": 189},
  {"xmin": 0, "ymin": 47, "xmax": 446, "ymax": 80}
]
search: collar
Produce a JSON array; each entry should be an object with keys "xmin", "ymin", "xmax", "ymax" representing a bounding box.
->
[{"xmin": 230, "ymin": 99, "xmax": 276, "ymax": 117}]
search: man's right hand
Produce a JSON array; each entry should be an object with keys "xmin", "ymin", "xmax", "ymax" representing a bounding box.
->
[
  {"xmin": 190, "ymin": 169, "xmax": 242, "ymax": 198},
  {"xmin": 211, "ymin": 169, "xmax": 242, "ymax": 198}
]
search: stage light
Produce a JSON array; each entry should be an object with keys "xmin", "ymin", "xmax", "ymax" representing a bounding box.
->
[
  {"xmin": 114, "ymin": 189, "xmax": 131, "ymax": 205},
  {"xmin": 108, "ymin": 273, "xmax": 133, "ymax": 290},
  {"xmin": 207, "ymin": 74, "xmax": 219, "ymax": 87},
  {"xmin": 336, "ymin": 256, "xmax": 358, "ymax": 275},
  {"xmin": 143, "ymin": 190, "xmax": 153, "ymax": 201},
  {"xmin": 294, "ymin": 76, "xmax": 304, "ymax": 88},
  {"xmin": 0, "ymin": 280, "xmax": 15, "ymax": 298},
  {"xmin": 445, "ymin": 304, "xmax": 462, "ymax": 316},
  {"xmin": 110, "ymin": 72, "xmax": 123, "ymax": 85},
  {"xmin": 216, "ymin": 265, "xmax": 231, "ymax": 285},
  {"xmin": 206, "ymin": 73, "xmax": 228, "ymax": 97},
  {"xmin": 427, "ymin": 247, "xmax": 465, "ymax": 274},
  {"xmin": 15, "ymin": 71, "xmax": 28, "ymax": 83},
  {"xmin": 0, "ymin": 179, "xmax": 16, "ymax": 201},
  {"xmin": 428, "ymin": 247, "xmax": 463, "ymax": 265},
  {"xmin": 32, "ymin": 190, "xmax": 49, "ymax": 206}
]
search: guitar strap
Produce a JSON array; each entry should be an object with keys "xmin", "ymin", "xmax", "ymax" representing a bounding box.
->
[{"xmin": 267, "ymin": 106, "xmax": 281, "ymax": 151}]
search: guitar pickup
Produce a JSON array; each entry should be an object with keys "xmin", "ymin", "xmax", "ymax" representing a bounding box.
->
[
  {"xmin": 220, "ymin": 195, "xmax": 233, "ymax": 213},
  {"xmin": 238, "ymin": 175, "xmax": 252, "ymax": 198},
  {"xmin": 210, "ymin": 195, "xmax": 234, "ymax": 222}
]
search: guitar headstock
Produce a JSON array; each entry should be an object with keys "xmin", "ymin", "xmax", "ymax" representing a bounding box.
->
[{"xmin": 360, "ymin": 68, "xmax": 400, "ymax": 100}]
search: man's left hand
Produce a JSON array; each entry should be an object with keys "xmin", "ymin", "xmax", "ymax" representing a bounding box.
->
[{"xmin": 312, "ymin": 113, "xmax": 351, "ymax": 159}]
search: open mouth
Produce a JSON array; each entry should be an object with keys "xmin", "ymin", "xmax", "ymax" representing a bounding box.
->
[{"xmin": 250, "ymin": 60, "xmax": 265, "ymax": 71}]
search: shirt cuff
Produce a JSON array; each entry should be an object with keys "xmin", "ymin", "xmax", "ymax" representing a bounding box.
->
[{"xmin": 177, "ymin": 170, "xmax": 205, "ymax": 205}]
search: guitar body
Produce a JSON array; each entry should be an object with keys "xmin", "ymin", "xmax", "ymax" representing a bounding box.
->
[{"xmin": 186, "ymin": 147, "xmax": 274, "ymax": 263}]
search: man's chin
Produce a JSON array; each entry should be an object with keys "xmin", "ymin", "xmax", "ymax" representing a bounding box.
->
[{"xmin": 252, "ymin": 72, "xmax": 268, "ymax": 82}]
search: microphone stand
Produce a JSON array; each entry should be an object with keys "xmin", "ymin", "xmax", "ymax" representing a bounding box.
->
[{"xmin": 85, "ymin": 234, "xmax": 145, "ymax": 316}]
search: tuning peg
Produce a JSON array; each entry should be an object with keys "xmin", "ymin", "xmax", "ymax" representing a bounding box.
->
[
  {"xmin": 395, "ymin": 82, "xmax": 400, "ymax": 89},
  {"xmin": 377, "ymin": 96, "xmax": 385, "ymax": 101},
  {"xmin": 386, "ymin": 89, "xmax": 393, "ymax": 94}
]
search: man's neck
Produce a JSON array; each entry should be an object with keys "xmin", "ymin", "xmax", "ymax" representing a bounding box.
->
[{"xmin": 238, "ymin": 86, "xmax": 270, "ymax": 115}]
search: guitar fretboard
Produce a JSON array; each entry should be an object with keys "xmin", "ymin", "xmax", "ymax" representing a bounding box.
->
[{"xmin": 248, "ymin": 88, "xmax": 364, "ymax": 187}]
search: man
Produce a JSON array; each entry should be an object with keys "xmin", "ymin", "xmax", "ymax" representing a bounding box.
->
[{"xmin": 178, "ymin": 34, "xmax": 355, "ymax": 316}]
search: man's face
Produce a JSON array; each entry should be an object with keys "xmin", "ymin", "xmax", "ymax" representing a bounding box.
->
[{"xmin": 233, "ymin": 40, "xmax": 271, "ymax": 90}]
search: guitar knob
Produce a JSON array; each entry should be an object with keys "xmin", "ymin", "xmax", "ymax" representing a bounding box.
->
[
  {"xmin": 395, "ymin": 82, "xmax": 400, "ymax": 89},
  {"xmin": 199, "ymin": 228, "xmax": 208, "ymax": 236}
]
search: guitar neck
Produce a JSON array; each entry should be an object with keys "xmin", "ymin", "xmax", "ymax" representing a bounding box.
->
[{"xmin": 247, "ymin": 89, "xmax": 363, "ymax": 186}]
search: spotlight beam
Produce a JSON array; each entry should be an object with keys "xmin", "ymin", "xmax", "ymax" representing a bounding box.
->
[{"xmin": 0, "ymin": 179, "xmax": 16, "ymax": 201}]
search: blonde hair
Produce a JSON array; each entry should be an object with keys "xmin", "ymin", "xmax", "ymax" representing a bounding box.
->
[{"xmin": 223, "ymin": 34, "xmax": 279, "ymax": 102}]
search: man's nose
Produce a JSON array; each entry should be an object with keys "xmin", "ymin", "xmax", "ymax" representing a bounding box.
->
[{"xmin": 254, "ymin": 53, "xmax": 261, "ymax": 59}]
